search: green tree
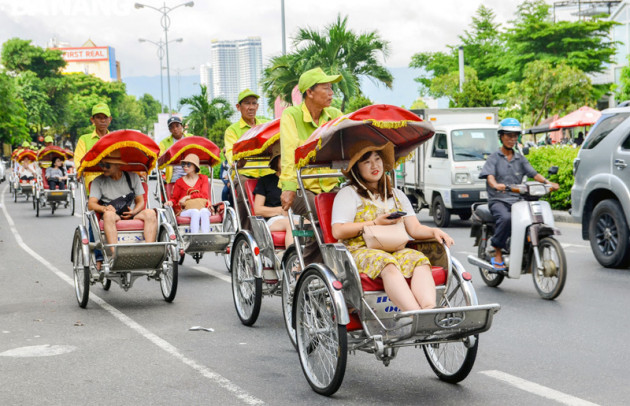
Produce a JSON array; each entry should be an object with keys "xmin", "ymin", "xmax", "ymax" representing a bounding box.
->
[
  {"xmin": 261, "ymin": 53, "xmax": 305, "ymax": 111},
  {"xmin": 262, "ymin": 15, "xmax": 392, "ymax": 112},
  {"xmin": 345, "ymin": 94, "xmax": 374, "ymax": 113},
  {"xmin": 179, "ymin": 85, "xmax": 234, "ymax": 137},
  {"xmin": 0, "ymin": 73, "xmax": 29, "ymax": 145},
  {"xmin": 1, "ymin": 38, "xmax": 66, "ymax": 78},
  {"xmin": 207, "ymin": 118, "xmax": 231, "ymax": 150},
  {"xmin": 428, "ymin": 66, "xmax": 494, "ymax": 107},
  {"xmin": 504, "ymin": 60, "xmax": 593, "ymax": 126},
  {"xmin": 138, "ymin": 93, "xmax": 163, "ymax": 133},
  {"xmin": 410, "ymin": 98, "xmax": 429, "ymax": 109}
]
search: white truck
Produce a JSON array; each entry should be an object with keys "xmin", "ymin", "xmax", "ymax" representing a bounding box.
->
[{"xmin": 396, "ymin": 108, "xmax": 500, "ymax": 227}]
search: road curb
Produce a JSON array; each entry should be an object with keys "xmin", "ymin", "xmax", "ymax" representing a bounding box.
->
[{"xmin": 553, "ymin": 210, "xmax": 578, "ymax": 224}]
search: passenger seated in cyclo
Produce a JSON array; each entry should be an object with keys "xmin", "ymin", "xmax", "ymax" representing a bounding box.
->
[
  {"xmin": 253, "ymin": 146, "xmax": 307, "ymax": 249},
  {"xmin": 46, "ymin": 156, "xmax": 68, "ymax": 190},
  {"xmin": 331, "ymin": 141, "xmax": 454, "ymax": 311},
  {"xmin": 87, "ymin": 150, "xmax": 157, "ymax": 263},
  {"xmin": 163, "ymin": 153, "xmax": 213, "ymax": 234},
  {"xmin": 18, "ymin": 155, "xmax": 38, "ymax": 181}
]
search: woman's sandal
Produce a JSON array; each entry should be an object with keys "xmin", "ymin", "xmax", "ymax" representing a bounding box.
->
[{"xmin": 490, "ymin": 257, "xmax": 506, "ymax": 272}]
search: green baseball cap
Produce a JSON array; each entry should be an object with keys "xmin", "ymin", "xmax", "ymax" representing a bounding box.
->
[
  {"xmin": 92, "ymin": 102, "xmax": 111, "ymax": 117},
  {"xmin": 237, "ymin": 89, "xmax": 260, "ymax": 104},
  {"xmin": 298, "ymin": 67, "xmax": 342, "ymax": 93},
  {"xmin": 44, "ymin": 136, "xmax": 53, "ymax": 143}
]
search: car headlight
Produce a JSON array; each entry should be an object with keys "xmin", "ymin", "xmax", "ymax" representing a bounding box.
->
[{"xmin": 454, "ymin": 173, "xmax": 470, "ymax": 184}]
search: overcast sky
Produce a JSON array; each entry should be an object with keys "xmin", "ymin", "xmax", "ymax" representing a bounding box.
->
[{"xmin": 0, "ymin": 0, "xmax": 568, "ymax": 79}]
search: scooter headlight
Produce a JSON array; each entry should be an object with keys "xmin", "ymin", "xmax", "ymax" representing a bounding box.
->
[{"xmin": 528, "ymin": 184, "xmax": 546, "ymax": 196}]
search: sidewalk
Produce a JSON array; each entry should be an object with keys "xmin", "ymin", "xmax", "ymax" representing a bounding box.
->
[{"xmin": 553, "ymin": 210, "xmax": 578, "ymax": 224}]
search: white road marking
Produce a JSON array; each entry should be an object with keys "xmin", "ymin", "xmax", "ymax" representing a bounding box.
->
[
  {"xmin": 481, "ymin": 370, "xmax": 600, "ymax": 406},
  {"xmin": 192, "ymin": 265, "xmax": 231, "ymax": 283},
  {"xmin": 561, "ymin": 243, "xmax": 589, "ymax": 249},
  {"xmin": 0, "ymin": 344, "xmax": 76, "ymax": 357},
  {"xmin": 1, "ymin": 186, "xmax": 264, "ymax": 406}
]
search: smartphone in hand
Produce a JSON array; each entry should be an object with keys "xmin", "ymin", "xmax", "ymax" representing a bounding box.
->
[{"xmin": 386, "ymin": 211, "xmax": 407, "ymax": 219}]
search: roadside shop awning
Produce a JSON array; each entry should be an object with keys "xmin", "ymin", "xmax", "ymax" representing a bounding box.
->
[{"xmin": 550, "ymin": 106, "xmax": 601, "ymax": 129}]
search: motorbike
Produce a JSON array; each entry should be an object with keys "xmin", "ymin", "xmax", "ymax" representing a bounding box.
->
[{"xmin": 467, "ymin": 169, "xmax": 567, "ymax": 300}]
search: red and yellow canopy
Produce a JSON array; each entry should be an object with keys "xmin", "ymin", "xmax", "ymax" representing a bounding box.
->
[
  {"xmin": 295, "ymin": 104, "xmax": 434, "ymax": 168},
  {"xmin": 37, "ymin": 145, "xmax": 68, "ymax": 162},
  {"xmin": 17, "ymin": 149, "xmax": 37, "ymax": 162},
  {"xmin": 157, "ymin": 136, "xmax": 221, "ymax": 169},
  {"xmin": 232, "ymin": 119, "xmax": 280, "ymax": 161},
  {"xmin": 77, "ymin": 130, "xmax": 160, "ymax": 175}
]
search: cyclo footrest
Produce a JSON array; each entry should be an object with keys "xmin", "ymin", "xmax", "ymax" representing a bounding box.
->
[{"xmin": 393, "ymin": 304, "xmax": 500, "ymax": 341}]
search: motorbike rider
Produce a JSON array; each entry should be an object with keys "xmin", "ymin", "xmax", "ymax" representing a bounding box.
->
[{"xmin": 479, "ymin": 118, "xmax": 558, "ymax": 271}]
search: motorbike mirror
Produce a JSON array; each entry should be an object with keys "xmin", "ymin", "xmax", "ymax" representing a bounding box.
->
[
  {"xmin": 522, "ymin": 147, "xmax": 530, "ymax": 155},
  {"xmin": 548, "ymin": 166, "xmax": 559, "ymax": 175}
]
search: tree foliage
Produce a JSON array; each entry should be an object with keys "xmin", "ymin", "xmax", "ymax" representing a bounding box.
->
[
  {"xmin": 409, "ymin": 1, "xmax": 615, "ymax": 120},
  {"xmin": 0, "ymin": 73, "xmax": 29, "ymax": 145},
  {"xmin": 505, "ymin": 60, "xmax": 593, "ymax": 126},
  {"xmin": 179, "ymin": 85, "xmax": 234, "ymax": 138},
  {"xmin": 262, "ymin": 15, "xmax": 392, "ymax": 112}
]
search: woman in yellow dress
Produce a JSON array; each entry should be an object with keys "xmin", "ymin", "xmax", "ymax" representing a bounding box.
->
[{"xmin": 331, "ymin": 141, "xmax": 454, "ymax": 311}]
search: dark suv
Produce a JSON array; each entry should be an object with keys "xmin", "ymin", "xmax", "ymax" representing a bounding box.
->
[{"xmin": 571, "ymin": 107, "xmax": 630, "ymax": 268}]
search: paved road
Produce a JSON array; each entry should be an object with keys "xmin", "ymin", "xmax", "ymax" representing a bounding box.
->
[{"xmin": 1, "ymin": 183, "xmax": 628, "ymax": 405}]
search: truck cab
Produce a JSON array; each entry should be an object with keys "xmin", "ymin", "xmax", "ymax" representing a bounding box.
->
[{"xmin": 399, "ymin": 108, "xmax": 499, "ymax": 227}]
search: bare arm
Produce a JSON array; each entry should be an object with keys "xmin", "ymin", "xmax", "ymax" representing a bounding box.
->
[
  {"xmin": 254, "ymin": 194, "xmax": 284, "ymax": 218},
  {"xmin": 332, "ymin": 213, "xmax": 400, "ymax": 241},
  {"xmin": 487, "ymin": 174, "xmax": 506, "ymax": 192},
  {"xmin": 403, "ymin": 215, "xmax": 454, "ymax": 247}
]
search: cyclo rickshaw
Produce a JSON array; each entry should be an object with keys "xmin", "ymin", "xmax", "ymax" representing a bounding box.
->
[
  {"xmin": 11, "ymin": 148, "xmax": 37, "ymax": 203},
  {"xmin": 286, "ymin": 105, "xmax": 500, "ymax": 395},
  {"xmin": 229, "ymin": 119, "xmax": 301, "ymax": 335},
  {"xmin": 155, "ymin": 136, "xmax": 237, "ymax": 266},
  {"xmin": 34, "ymin": 145, "xmax": 76, "ymax": 217},
  {"xmin": 71, "ymin": 130, "xmax": 178, "ymax": 308}
]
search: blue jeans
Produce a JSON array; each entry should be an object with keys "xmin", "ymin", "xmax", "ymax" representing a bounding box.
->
[{"xmin": 88, "ymin": 222, "xmax": 104, "ymax": 262}]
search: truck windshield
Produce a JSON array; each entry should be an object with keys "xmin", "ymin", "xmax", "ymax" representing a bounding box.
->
[{"xmin": 451, "ymin": 129, "xmax": 499, "ymax": 161}]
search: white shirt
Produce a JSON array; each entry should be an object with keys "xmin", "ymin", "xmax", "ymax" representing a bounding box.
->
[{"xmin": 331, "ymin": 186, "xmax": 415, "ymax": 225}]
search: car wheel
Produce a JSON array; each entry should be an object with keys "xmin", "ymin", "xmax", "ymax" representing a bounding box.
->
[{"xmin": 589, "ymin": 199, "xmax": 630, "ymax": 268}]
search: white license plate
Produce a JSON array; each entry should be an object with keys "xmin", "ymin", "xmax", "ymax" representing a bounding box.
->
[{"xmin": 480, "ymin": 191, "xmax": 488, "ymax": 199}]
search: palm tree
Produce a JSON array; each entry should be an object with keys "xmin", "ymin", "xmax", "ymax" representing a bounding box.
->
[
  {"xmin": 179, "ymin": 85, "xmax": 233, "ymax": 137},
  {"xmin": 262, "ymin": 15, "xmax": 393, "ymax": 112}
]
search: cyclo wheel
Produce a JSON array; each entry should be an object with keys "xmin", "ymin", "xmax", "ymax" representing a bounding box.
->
[
  {"xmin": 72, "ymin": 231, "xmax": 90, "ymax": 308},
  {"xmin": 477, "ymin": 231, "xmax": 504, "ymax": 287},
  {"xmin": 231, "ymin": 234, "xmax": 262, "ymax": 326},
  {"xmin": 70, "ymin": 197, "xmax": 75, "ymax": 216},
  {"xmin": 223, "ymin": 208, "xmax": 237, "ymax": 272},
  {"xmin": 532, "ymin": 236, "xmax": 567, "ymax": 300},
  {"xmin": 101, "ymin": 278, "xmax": 111, "ymax": 291},
  {"xmin": 36, "ymin": 198, "xmax": 40, "ymax": 217},
  {"xmin": 295, "ymin": 267, "xmax": 347, "ymax": 396},
  {"xmin": 424, "ymin": 266, "xmax": 478, "ymax": 383},
  {"xmin": 159, "ymin": 229, "xmax": 178, "ymax": 302},
  {"xmin": 281, "ymin": 246, "xmax": 299, "ymax": 350}
]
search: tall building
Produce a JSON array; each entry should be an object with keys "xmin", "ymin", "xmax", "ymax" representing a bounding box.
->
[
  {"xmin": 204, "ymin": 37, "xmax": 265, "ymax": 117},
  {"xmin": 52, "ymin": 39, "xmax": 121, "ymax": 82},
  {"xmin": 199, "ymin": 63, "xmax": 213, "ymax": 96}
]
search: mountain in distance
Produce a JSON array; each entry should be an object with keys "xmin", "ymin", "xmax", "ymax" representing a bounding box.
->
[{"xmin": 122, "ymin": 66, "xmax": 426, "ymax": 115}]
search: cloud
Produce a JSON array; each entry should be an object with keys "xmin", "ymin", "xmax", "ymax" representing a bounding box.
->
[{"xmin": 0, "ymin": 0, "xmax": 548, "ymax": 77}]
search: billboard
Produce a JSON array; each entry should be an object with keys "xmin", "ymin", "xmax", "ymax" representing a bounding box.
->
[{"xmin": 57, "ymin": 46, "xmax": 110, "ymax": 62}]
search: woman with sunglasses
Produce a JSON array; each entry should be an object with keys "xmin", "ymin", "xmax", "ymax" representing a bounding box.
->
[{"xmin": 164, "ymin": 153, "xmax": 212, "ymax": 233}]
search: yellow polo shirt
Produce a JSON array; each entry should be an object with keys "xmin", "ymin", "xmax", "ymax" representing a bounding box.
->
[
  {"xmin": 74, "ymin": 129, "xmax": 108, "ymax": 189},
  {"xmin": 280, "ymin": 103, "xmax": 342, "ymax": 193},
  {"xmin": 159, "ymin": 134, "xmax": 191, "ymax": 183},
  {"xmin": 224, "ymin": 117, "xmax": 274, "ymax": 178}
]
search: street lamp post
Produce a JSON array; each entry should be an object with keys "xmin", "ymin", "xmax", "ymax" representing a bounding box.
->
[
  {"xmin": 135, "ymin": 1, "xmax": 194, "ymax": 114},
  {"xmin": 138, "ymin": 37, "xmax": 183, "ymax": 113},
  {"xmin": 173, "ymin": 66, "xmax": 195, "ymax": 106},
  {"xmin": 281, "ymin": 0, "xmax": 286, "ymax": 55}
]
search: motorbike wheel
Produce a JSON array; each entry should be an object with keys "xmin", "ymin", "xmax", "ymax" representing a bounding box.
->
[
  {"xmin": 432, "ymin": 195, "xmax": 451, "ymax": 228},
  {"xmin": 477, "ymin": 233, "xmax": 504, "ymax": 287},
  {"xmin": 532, "ymin": 237, "xmax": 567, "ymax": 300}
]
